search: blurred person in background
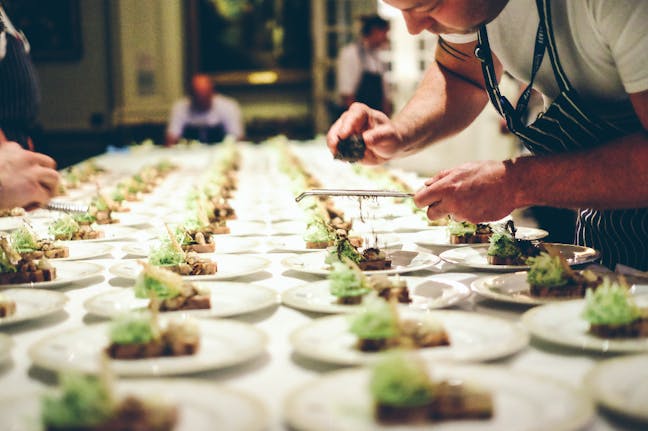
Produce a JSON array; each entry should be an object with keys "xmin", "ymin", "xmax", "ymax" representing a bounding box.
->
[
  {"xmin": 336, "ymin": 15, "xmax": 392, "ymax": 116},
  {"xmin": 166, "ymin": 74, "xmax": 244, "ymax": 146}
]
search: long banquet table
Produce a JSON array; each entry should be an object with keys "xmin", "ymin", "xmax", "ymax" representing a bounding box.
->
[{"xmin": 0, "ymin": 141, "xmax": 644, "ymax": 431}]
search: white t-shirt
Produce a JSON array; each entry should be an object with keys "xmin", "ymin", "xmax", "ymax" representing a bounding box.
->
[
  {"xmin": 167, "ymin": 94, "xmax": 243, "ymax": 140},
  {"xmin": 337, "ymin": 42, "xmax": 390, "ymax": 101},
  {"xmin": 443, "ymin": 0, "xmax": 648, "ymax": 121}
]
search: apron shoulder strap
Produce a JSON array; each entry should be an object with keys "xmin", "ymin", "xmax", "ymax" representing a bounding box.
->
[{"xmin": 536, "ymin": 0, "xmax": 573, "ymax": 93}]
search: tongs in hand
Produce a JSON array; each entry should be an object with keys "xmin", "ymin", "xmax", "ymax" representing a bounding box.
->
[{"xmin": 295, "ymin": 189, "xmax": 414, "ymax": 202}]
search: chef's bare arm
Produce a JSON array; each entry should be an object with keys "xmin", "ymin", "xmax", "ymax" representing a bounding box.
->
[{"xmin": 393, "ymin": 39, "xmax": 496, "ymax": 157}]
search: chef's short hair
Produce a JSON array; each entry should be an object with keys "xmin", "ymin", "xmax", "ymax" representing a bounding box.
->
[{"xmin": 360, "ymin": 15, "xmax": 389, "ymax": 36}]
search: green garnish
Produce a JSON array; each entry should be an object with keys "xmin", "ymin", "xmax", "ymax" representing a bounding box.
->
[
  {"xmin": 41, "ymin": 374, "xmax": 113, "ymax": 428},
  {"xmin": 448, "ymin": 220, "xmax": 476, "ymax": 236},
  {"xmin": 326, "ymin": 237, "xmax": 361, "ymax": 264},
  {"xmin": 370, "ymin": 351, "xmax": 434, "ymax": 407},
  {"xmin": 303, "ymin": 217, "xmax": 333, "ymax": 243},
  {"xmin": 329, "ymin": 261, "xmax": 370, "ymax": 298},
  {"xmin": 487, "ymin": 231, "xmax": 520, "ymax": 258},
  {"xmin": 49, "ymin": 216, "xmax": 80, "ymax": 240},
  {"xmin": 526, "ymin": 252, "xmax": 567, "ymax": 287},
  {"xmin": 111, "ymin": 189, "xmax": 125, "ymax": 202},
  {"xmin": 148, "ymin": 242, "xmax": 184, "ymax": 266},
  {"xmin": 73, "ymin": 212, "xmax": 96, "ymax": 224},
  {"xmin": 134, "ymin": 265, "xmax": 183, "ymax": 299},
  {"xmin": 109, "ymin": 314, "xmax": 159, "ymax": 344},
  {"xmin": 349, "ymin": 297, "xmax": 399, "ymax": 340},
  {"xmin": 582, "ymin": 279, "xmax": 641, "ymax": 325},
  {"xmin": 10, "ymin": 226, "xmax": 39, "ymax": 252}
]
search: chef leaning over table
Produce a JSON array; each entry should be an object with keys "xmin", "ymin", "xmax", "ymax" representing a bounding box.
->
[
  {"xmin": 327, "ymin": 0, "xmax": 648, "ymax": 270},
  {"xmin": 0, "ymin": 5, "xmax": 60, "ymax": 210}
]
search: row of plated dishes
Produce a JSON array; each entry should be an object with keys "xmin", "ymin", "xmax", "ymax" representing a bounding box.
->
[{"xmin": 0, "ymin": 141, "xmax": 646, "ymax": 430}]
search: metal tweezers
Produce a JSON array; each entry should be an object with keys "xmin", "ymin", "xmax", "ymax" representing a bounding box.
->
[
  {"xmin": 295, "ymin": 189, "xmax": 414, "ymax": 202},
  {"xmin": 45, "ymin": 200, "xmax": 89, "ymax": 213}
]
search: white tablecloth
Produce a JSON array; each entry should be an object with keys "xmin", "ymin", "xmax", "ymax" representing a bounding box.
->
[{"xmin": 0, "ymin": 143, "xmax": 643, "ymax": 431}]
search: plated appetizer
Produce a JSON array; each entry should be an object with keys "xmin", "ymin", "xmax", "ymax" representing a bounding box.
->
[
  {"xmin": 106, "ymin": 313, "xmax": 200, "ymax": 360},
  {"xmin": 0, "ymin": 207, "xmax": 25, "ymax": 217},
  {"xmin": 49, "ymin": 215, "xmax": 103, "ymax": 241},
  {"xmin": 10, "ymin": 225, "xmax": 69, "ymax": 259},
  {"xmin": 329, "ymin": 260, "xmax": 411, "ymax": 305},
  {"xmin": 0, "ymin": 237, "xmax": 56, "ymax": 284},
  {"xmin": 149, "ymin": 227, "xmax": 217, "ymax": 276},
  {"xmin": 526, "ymin": 250, "xmax": 601, "ymax": 298},
  {"xmin": 448, "ymin": 220, "xmax": 493, "ymax": 244},
  {"xmin": 303, "ymin": 216, "xmax": 336, "ymax": 249},
  {"xmin": 371, "ymin": 352, "xmax": 493, "ymax": 423},
  {"xmin": 186, "ymin": 193, "xmax": 230, "ymax": 235},
  {"xmin": 328, "ymin": 230, "xmax": 391, "ymax": 271},
  {"xmin": 87, "ymin": 192, "xmax": 120, "ymax": 224},
  {"xmin": 487, "ymin": 221, "xmax": 542, "ymax": 265},
  {"xmin": 0, "ymin": 292, "xmax": 16, "ymax": 317},
  {"xmin": 329, "ymin": 261, "xmax": 372, "ymax": 305},
  {"xmin": 134, "ymin": 262, "xmax": 211, "ymax": 312},
  {"xmin": 349, "ymin": 297, "xmax": 449, "ymax": 352},
  {"xmin": 42, "ymin": 372, "xmax": 177, "ymax": 431},
  {"xmin": 176, "ymin": 223, "xmax": 215, "ymax": 253},
  {"xmin": 582, "ymin": 278, "xmax": 648, "ymax": 338}
]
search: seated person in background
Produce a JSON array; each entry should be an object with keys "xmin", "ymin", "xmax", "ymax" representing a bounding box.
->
[{"xmin": 166, "ymin": 74, "xmax": 244, "ymax": 146}]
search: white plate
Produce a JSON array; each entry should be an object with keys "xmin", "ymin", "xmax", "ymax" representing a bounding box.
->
[
  {"xmin": 284, "ymin": 364, "xmax": 593, "ymax": 431},
  {"xmin": 55, "ymin": 225, "xmax": 142, "ymax": 243},
  {"xmin": 122, "ymin": 236, "xmax": 259, "ymax": 256},
  {"xmin": 440, "ymin": 243, "xmax": 600, "ymax": 272},
  {"xmin": 586, "ymin": 355, "xmax": 648, "ymax": 422},
  {"xmin": 84, "ymin": 282, "xmax": 279, "ymax": 318},
  {"xmin": 110, "ymin": 212, "xmax": 153, "ymax": 227},
  {"xmin": 57, "ymin": 241, "xmax": 113, "ymax": 261},
  {"xmin": 0, "ymin": 289, "xmax": 68, "ymax": 327},
  {"xmin": 281, "ymin": 250, "xmax": 440, "ymax": 276},
  {"xmin": 268, "ymin": 234, "xmax": 400, "ymax": 253},
  {"xmin": 29, "ymin": 317, "xmax": 267, "ymax": 376},
  {"xmin": 282, "ymin": 276, "xmax": 471, "ymax": 314},
  {"xmin": 521, "ymin": 295, "xmax": 648, "ymax": 353},
  {"xmin": 352, "ymin": 215, "xmax": 439, "ymax": 233},
  {"xmin": 471, "ymin": 272, "xmax": 575, "ymax": 305},
  {"xmin": 0, "ymin": 261, "xmax": 104, "ymax": 289},
  {"xmin": 216, "ymin": 220, "xmax": 267, "ymax": 237},
  {"xmin": 415, "ymin": 226, "xmax": 548, "ymax": 248},
  {"xmin": 0, "ymin": 217, "xmax": 22, "ymax": 231},
  {"xmin": 0, "ymin": 379, "xmax": 269, "ymax": 431},
  {"xmin": 0, "ymin": 333, "xmax": 11, "ymax": 366},
  {"xmin": 290, "ymin": 309, "xmax": 528, "ymax": 365},
  {"xmin": 109, "ymin": 254, "xmax": 270, "ymax": 281}
]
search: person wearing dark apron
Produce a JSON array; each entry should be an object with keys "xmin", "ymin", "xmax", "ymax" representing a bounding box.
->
[
  {"xmin": 474, "ymin": 0, "xmax": 647, "ymax": 269},
  {"xmin": 354, "ymin": 45, "xmax": 385, "ymax": 112},
  {"xmin": 0, "ymin": 6, "xmax": 40, "ymax": 150},
  {"xmin": 327, "ymin": 1, "xmax": 647, "ymax": 271},
  {"xmin": 335, "ymin": 15, "xmax": 390, "ymax": 118}
]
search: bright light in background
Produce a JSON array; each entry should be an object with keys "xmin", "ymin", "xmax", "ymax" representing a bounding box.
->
[{"xmin": 378, "ymin": 1, "xmax": 402, "ymax": 18}]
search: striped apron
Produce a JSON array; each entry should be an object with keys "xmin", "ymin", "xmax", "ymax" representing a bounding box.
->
[
  {"xmin": 475, "ymin": 0, "xmax": 648, "ymax": 270},
  {"xmin": 0, "ymin": 11, "xmax": 40, "ymax": 149}
]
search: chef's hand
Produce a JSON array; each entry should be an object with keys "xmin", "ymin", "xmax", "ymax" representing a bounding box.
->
[
  {"xmin": 414, "ymin": 160, "xmax": 519, "ymax": 223},
  {"xmin": 326, "ymin": 102, "xmax": 404, "ymax": 165},
  {"xmin": 0, "ymin": 141, "xmax": 60, "ymax": 210}
]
